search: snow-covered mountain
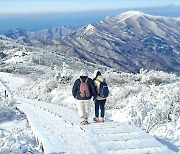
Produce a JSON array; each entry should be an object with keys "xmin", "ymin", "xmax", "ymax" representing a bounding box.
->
[
  {"xmin": 4, "ymin": 11, "xmax": 180, "ymax": 74},
  {"xmin": 58, "ymin": 11, "xmax": 180, "ymax": 74},
  {"xmin": 5, "ymin": 29, "xmax": 29, "ymax": 40},
  {"xmin": 5, "ymin": 26, "xmax": 75, "ymax": 46},
  {"xmin": 0, "ymin": 34, "xmax": 108, "ymax": 79}
]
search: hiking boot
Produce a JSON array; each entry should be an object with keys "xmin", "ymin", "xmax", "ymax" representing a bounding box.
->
[
  {"xmin": 80, "ymin": 120, "xmax": 88, "ymax": 125},
  {"xmin": 93, "ymin": 117, "xmax": 99, "ymax": 122},
  {"xmin": 99, "ymin": 117, "xmax": 104, "ymax": 123}
]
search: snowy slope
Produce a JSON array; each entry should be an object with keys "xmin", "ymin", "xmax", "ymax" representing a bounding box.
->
[
  {"xmin": 16, "ymin": 98, "xmax": 175, "ymax": 154},
  {"xmin": 0, "ymin": 72, "xmax": 26, "ymax": 92}
]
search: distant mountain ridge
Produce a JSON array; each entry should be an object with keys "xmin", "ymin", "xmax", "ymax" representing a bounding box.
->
[
  {"xmin": 5, "ymin": 26, "xmax": 75, "ymax": 45},
  {"xmin": 4, "ymin": 11, "xmax": 180, "ymax": 74}
]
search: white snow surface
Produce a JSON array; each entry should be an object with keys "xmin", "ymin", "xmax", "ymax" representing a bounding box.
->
[
  {"xmin": 17, "ymin": 101, "xmax": 66, "ymax": 154},
  {"xmin": 0, "ymin": 72, "xmax": 26, "ymax": 93},
  {"xmin": 114, "ymin": 10, "xmax": 146, "ymax": 21},
  {"xmin": 83, "ymin": 24, "xmax": 97, "ymax": 35}
]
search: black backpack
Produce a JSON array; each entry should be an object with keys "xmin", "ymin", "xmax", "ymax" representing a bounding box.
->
[{"xmin": 98, "ymin": 80, "xmax": 109, "ymax": 98}]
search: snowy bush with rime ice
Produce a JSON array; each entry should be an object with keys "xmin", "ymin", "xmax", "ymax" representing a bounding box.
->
[
  {"xmin": 15, "ymin": 69, "xmax": 73, "ymax": 102},
  {"xmin": 0, "ymin": 99, "xmax": 16, "ymax": 120},
  {"xmin": 109, "ymin": 69, "xmax": 180, "ymax": 142}
]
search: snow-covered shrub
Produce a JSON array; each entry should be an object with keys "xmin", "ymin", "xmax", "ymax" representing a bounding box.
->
[
  {"xmin": 59, "ymin": 76, "xmax": 71, "ymax": 84},
  {"xmin": 0, "ymin": 52, "xmax": 7, "ymax": 59},
  {"xmin": 138, "ymin": 69, "xmax": 178, "ymax": 85},
  {"xmin": 0, "ymin": 99, "xmax": 16, "ymax": 120},
  {"xmin": 15, "ymin": 70, "xmax": 73, "ymax": 102},
  {"xmin": 109, "ymin": 70, "xmax": 180, "ymax": 143},
  {"xmin": 43, "ymin": 80, "xmax": 58, "ymax": 93},
  {"xmin": 15, "ymin": 78, "xmax": 57, "ymax": 102},
  {"xmin": 104, "ymin": 71, "xmax": 138, "ymax": 86},
  {"xmin": 142, "ymin": 77, "xmax": 163, "ymax": 86}
]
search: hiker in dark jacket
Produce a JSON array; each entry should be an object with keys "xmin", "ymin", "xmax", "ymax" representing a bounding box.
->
[
  {"xmin": 72, "ymin": 69, "xmax": 97, "ymax": 125},
  {"xmin": 93, "ymin": 70, "xmax": 108, "ymax": 123}
]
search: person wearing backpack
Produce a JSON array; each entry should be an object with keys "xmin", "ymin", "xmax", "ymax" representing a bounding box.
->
[
  {"xmin": 93, "ymin": 70, "xmax": 109, "ymax": 123},
  {"xmin": 72, "ymin": 69, "xmax": 97, "ymax": 125}
]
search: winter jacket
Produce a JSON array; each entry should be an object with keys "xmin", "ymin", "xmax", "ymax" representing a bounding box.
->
[
  {"xmin": 93, "ymin": 75, "xmax": 107, "ymax": 100},
  {"xmin": 72, "ymin": 76, "xmax": 97, "ymax": 100}
]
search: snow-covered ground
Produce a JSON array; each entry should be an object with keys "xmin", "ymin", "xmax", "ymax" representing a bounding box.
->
[
  {"xmin": 0, "ymin": 69, "xmax": 180, "ymax": 153},
  {"xmin": 0, "ymin": 72, "xmax": 40, "ymax": 153}
]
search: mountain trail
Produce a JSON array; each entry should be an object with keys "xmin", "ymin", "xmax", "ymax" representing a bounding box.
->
[{"xmin": 16, "ymin": 98, "xmax": 175, "ymax": 154}]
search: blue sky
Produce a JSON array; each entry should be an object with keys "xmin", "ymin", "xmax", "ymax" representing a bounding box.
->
[{"xmin": 1, "ymin": 0, "xmax": 180, "ymax": 14}]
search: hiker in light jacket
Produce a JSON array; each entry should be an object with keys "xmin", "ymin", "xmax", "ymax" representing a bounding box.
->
[
  {"xmin": 72, "ymin": 69, "xmax": 97, "ymax": 125},
  {"xmin": 93, "ymin": 70, "xmax": 107, "ymax": 122}
]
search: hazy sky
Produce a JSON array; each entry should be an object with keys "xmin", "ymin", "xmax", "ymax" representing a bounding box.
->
[{"xmin": 1, "ymin": 0, "xmax": 180, "ymax": 14}]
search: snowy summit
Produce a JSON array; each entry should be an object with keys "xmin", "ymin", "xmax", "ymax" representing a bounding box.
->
[{"xmin": 114, "ymin": 10, "xmax": 146, "ymax": 20}]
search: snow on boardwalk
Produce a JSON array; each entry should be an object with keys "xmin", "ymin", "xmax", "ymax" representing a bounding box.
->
[{"xmin": 16, "ymin": 98, "xmax": 175, "ymax": 154}]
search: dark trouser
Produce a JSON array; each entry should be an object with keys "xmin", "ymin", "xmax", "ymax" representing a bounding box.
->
[{"xmin": 94, "ymin": 99, "xmax": 106, "ymax": 118}]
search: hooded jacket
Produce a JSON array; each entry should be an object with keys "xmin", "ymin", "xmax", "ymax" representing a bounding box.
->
[
  {"xmin": 93, "ymin": 75, "xmax": 107, "ymax": 100},
  {"xmin": 72, "ymin": 76, "xmax": 97, "ymax": 100}
]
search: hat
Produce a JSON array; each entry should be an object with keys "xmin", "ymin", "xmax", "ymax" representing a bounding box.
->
[
  {"xmin": 93, "ymin": 70, "xmax": 101, "ymax": 78},
  {"xmin": 79, "ymin": 69, "xmax": 88, "ymax": 77}
]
